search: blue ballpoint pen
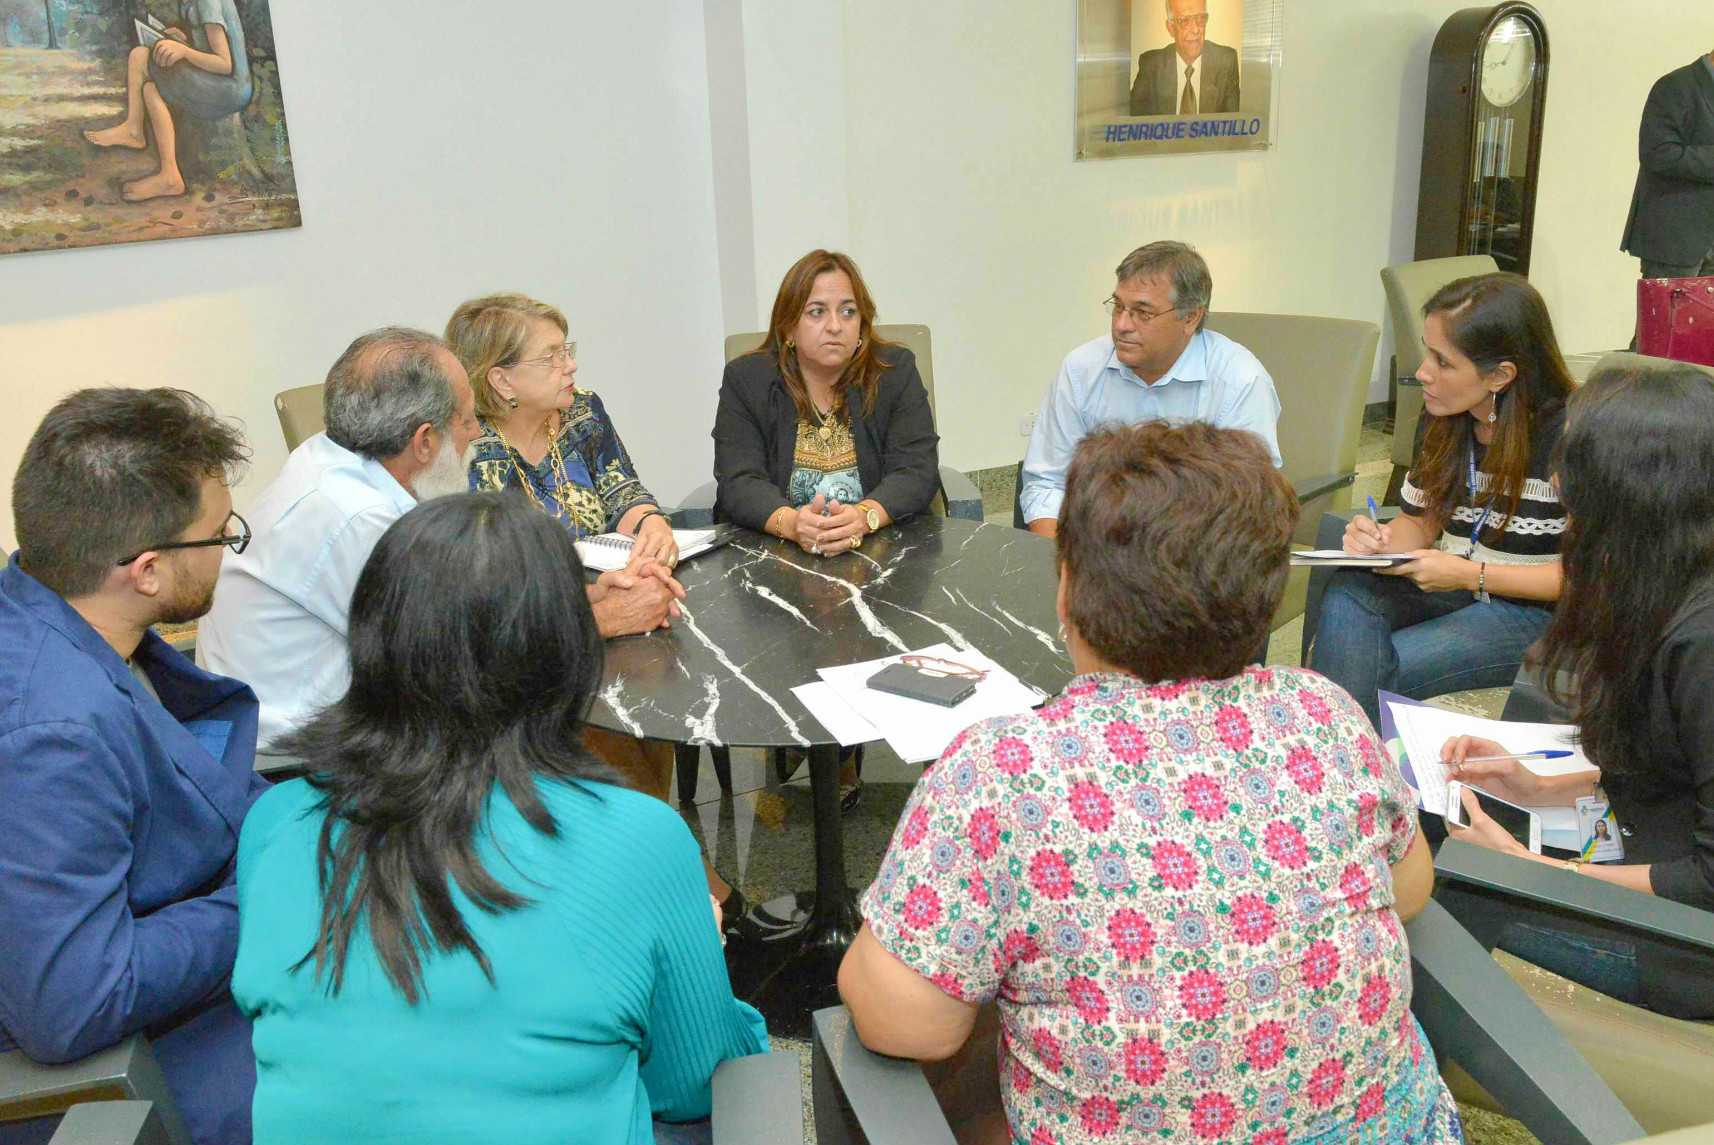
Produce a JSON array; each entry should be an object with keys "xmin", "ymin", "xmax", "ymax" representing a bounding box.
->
[
  {"xmin": 1366, "ymin": 494, "xmax": 1380, "ymax": 521},
  {"xmin": 1461, "ymin": 750, "xmax": 1575, "ymax": 763}
]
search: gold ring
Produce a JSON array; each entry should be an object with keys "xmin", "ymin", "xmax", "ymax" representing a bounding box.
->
[{"xmin": 850, "ymin": 534, "xmax": 862, "ymax": 549}]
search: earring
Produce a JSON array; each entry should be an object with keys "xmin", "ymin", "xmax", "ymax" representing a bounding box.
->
[
  {"xmin": 1057, "ymin": 622, "xmax": 1069, "ymax": 644},
  {"xmin": 506, "ymin": 396, "xmax": 519, "ymax": 410},
  {"xmin": 1487, "ymin": 393, "xmax": 1500, "ymax": 423},
  {"xmin": 786, "ymin": 339, "xmax": 795, "ymax": 351}
]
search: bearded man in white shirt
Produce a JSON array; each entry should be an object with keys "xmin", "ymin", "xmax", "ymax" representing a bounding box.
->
[{"xmin": 199, "ymin": 327, "xmax": 681, "ymax": 751}]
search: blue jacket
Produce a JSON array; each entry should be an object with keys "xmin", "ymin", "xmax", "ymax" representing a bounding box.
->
[{"xmin": 0, "ymin": 555, "xmax": 269, "ymax": 1145}]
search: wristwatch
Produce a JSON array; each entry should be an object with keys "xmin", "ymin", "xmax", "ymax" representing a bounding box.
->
[
  {"xmin": 1562, "ymin": 859, "xmax": 1583, "ymax": 874},
  {"xmin": 859, "ymin": 501, "xmax": 882, "ymax": 533}
]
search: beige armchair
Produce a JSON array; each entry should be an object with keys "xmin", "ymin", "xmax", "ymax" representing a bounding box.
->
[
  {"xmin": 1201, "ymin": 311, "xmax": 1379, "ymax": 633},
  {"xmin": 273, "ymin": 383, "xmax": 325, "ymax": 452}
]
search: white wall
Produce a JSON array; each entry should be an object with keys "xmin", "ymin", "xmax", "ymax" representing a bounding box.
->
[
  {"xmin": 4, "ymin": 0, "xmax": 1711, "ymax": 548},
  {"xmin": 827, "ymin": 0, "xmax": 1712, "ymax": 473},
  {"xmin": 0, "ymin": 0, "xmax": 730, "ymax": 550}
]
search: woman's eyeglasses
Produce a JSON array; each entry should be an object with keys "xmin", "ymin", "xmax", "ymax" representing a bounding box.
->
[
  {"xmin": 117, "ymin": 512, "xmax": 251, "ymax": 566},
  {"xmin": 514, "ymin": 342, "xmax": 578, "ymax": 370},
  {"xmin": 901, "ymin": 654, "xmax": 989, "ymax": 681}
]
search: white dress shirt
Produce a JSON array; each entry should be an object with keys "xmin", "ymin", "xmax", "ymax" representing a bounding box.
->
[
  {"xmin": 198, "ymin": 432, "xmax": 416, "ymax": 750},
  {"xmin": 1019, "ymin": 330, "xmax": 1282, "ymax": 524},
  {"xmin": 1177, "ymin": 51, "xmax": 1204, "ymax": 113}
]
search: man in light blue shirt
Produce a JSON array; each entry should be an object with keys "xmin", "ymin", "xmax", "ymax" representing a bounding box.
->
[{"xmin": 1021, "ymin": 241, "xmax": 1281, "ymax": 535}]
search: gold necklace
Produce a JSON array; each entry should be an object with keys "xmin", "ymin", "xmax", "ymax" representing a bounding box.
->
[
  {"xmin": 492, "ymin": 414, "xmax": 572, "ymax": 514},
  {"xmin": 811, "ymin": 400, "xmax": 840, "ymax": 443}
]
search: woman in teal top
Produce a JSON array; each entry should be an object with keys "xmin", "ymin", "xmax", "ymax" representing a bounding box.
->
[{"xmin": 232, "ymin": 493, "xmax": 766, "ymax": 1145}]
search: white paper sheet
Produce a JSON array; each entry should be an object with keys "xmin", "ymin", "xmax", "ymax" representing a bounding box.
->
[
  {"xmin": 1388, "ymin": 702, "xmax": 1595, "ymax": 849},
  {"xmin": 790, "ymin": 681, "xmax": 880, "ymax": 747},
  {"xmin": 817, "ymin": 643, "xmax": 1043, "ymax": 764}
]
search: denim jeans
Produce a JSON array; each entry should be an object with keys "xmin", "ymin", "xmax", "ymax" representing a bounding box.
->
[
  {"xmin": 1310, "ymin": 569, "xmax": 1553, "ymax": 730},
  {"xmin": 1499, "ymin": 922, "xmax": 1643, "ymax": 1005}
]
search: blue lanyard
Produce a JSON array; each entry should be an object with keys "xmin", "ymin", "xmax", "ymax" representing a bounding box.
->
[{"xmin": 1465, "ymin": 443, "xmax": 1492, "ymax": 557}]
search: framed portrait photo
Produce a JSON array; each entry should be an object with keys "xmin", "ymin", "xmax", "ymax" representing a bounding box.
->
[{"xmin": 1075, "ymin": 0, "xmax": 1282, "ymax": 160}]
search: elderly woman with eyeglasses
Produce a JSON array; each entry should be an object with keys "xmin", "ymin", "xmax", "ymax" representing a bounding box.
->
[{"xmin": 447, "ymin": 293, "xmax": 679, "ymax": 569}]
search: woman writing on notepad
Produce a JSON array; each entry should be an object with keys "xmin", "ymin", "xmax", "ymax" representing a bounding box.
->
[
  {"xmin": 1438, "ymin": 359, "xmax": 1714, "ymax": 1018},
  {"xmin": 1311, "ymin": 274, "xmax": 1575, "ymax": 730},
  {"xmin": 448, "ymin": 293, "xmax": 680, "ymax": 568}
]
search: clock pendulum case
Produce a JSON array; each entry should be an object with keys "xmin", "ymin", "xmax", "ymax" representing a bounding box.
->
[{"xmin": 1414, "ymin": 3, "xmax": 1550, "ymax": 275}]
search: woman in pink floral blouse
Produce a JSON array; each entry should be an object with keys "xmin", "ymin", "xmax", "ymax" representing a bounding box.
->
[{"xmin": 838, "ymin": 421, "xmax": 1452, "ymax": 1145}]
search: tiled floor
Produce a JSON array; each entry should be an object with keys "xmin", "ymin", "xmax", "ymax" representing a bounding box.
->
[{"xmin": 696, "ymin": 420, "xmax": 1531, "ymax": 1143}]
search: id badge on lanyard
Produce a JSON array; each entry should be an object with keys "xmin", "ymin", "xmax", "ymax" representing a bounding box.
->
[{"xmin": 1466, "ymin": 444, "xmax": 1493, "ymax": 602}]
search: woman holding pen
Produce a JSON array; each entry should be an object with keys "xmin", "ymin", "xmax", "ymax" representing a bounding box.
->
[
  {"xmin": 1310, "ymin": 273, "xmax": 1575, "ymax": 730},
  {"xmin": 1438, "ymin": 358, "xmax": 1714, "ymax": 1019}
]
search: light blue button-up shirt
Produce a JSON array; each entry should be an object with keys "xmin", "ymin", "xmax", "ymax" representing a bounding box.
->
[
  {"xmin": 1019, "ymin": 330, "xmax": 1282, "ymax": 523},
  {"xmin": 198, "ymin": 432, "xmax": 417, "ymax": 750}
]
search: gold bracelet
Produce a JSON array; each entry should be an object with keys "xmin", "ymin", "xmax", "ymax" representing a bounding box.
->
[{"xmin": 1562, "ymin": 858, "xmax": 1583, "ymax": 874}]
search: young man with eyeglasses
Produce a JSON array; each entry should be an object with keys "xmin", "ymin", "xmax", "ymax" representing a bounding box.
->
[
  {"xmin": 1020, "ymin": 240, "xmax": 1280, "ymax": 538},
  {"xmin": 0, "ymin": 387, "xmax": 269, "ymax": 1145},
  {"xmin": 1129, "ymin": 0, "xmax": 1241, "ymax": 117}
]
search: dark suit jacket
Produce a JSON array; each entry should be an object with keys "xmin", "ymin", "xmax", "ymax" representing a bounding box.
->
[
  {"xmin": 1129, "ymin": 41, "xmax": 1240, "ymax": 117},
  {"xmin": 711, "ymin": 344, "xmax": 941, "ymax": 530},
  {"xmin": 1622, "ymin": 57, "xmax": 1714, "ymax": 264},
  {"xmin": 0, "ymin": 555, "xmax": 269, "ymax": 1145}
]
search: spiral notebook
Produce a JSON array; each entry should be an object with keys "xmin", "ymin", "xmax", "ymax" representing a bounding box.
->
[{"xmin": 574, "ymin": 527, "xmax": 721, "ymax": 572}]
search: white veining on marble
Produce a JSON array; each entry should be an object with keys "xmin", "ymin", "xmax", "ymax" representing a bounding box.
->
[
  {"xmin": 599, "ymin": 679, "xmax": 646, "ymax": 737},
  {"xmin": 868, "ymin": 543, "xmax": 914, "ymax": 585},
  {"xmin": 685, "ymin": 673, "xmax": 721, "ymax": 745},
  {"xmin": 677, "ymin": 602, "xmax": 812, "ymax": 745},
  {"xmin": 730, "ymin": 542, "xmax": 909, "ymax": 652},
  {"xmin": 873, "ymin": 597, "xmax": 974, "ymax": 652},
  {"xmin": 746, "ymin": 582, "xmax": 820, "ymax": 630},
  {"xmin": 849, "ymin": 549, "xmax": 883, "ymax": 573},
  {"xmin": 992, "ymin": 603, "xmax": 1064, "ymax": 657},
  {"xmin": 945, "ymin": 586, "xmax": 1016, "ymax": 633},
  {"xmin": 959, "ymin": 522, "xmax": 989, "ymax": 549}
]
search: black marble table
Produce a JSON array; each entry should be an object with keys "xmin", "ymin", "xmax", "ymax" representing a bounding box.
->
[{"xmin": 584, "ymin": 515, "xmax": 1071, "ymax": 1034}]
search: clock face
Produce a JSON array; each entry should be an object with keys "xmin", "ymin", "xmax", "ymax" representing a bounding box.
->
[{"xmin": 1480, "ymin": 16, "xmax": 1537, "ymax": 107}]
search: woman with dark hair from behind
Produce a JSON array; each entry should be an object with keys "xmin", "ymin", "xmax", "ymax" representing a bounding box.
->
[
  {"xmin": 1312, "ymin": 273, "xmax": 1575, "ymax": 730},
  {"xmin": 1439, "ymin": 359, "xmax": 1714, "ymax": 1019},
  {"xmin": 231, "ymin": 493, "xmax": 766, "ymax": 1145},
  {"xmin": 840, "ymin": 422, "xmax": 1455, "ymax": 1145}
]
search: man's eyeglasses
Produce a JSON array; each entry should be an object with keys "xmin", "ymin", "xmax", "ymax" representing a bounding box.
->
[
  {"xmin": 1103, "ymin": 297, "xmax": 1180, "ymax": 325},
  {"xmin": 117, "ymin": 512, "xmax": 251, "ymax": 566},
  {"xmin": 514, "ymin": 342, "xmax": 578, "ymax": 370},
  {"xmin": 901, "ymin": 654, "xmax": 989, "ymax": 681},
  {"xmin": 1169, "ymin": 12, "xmax": 1209, "ymax": 28}
]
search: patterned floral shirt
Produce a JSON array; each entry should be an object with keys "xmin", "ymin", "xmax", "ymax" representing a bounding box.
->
[
  {"xmin": 467, "ymin": 389, "xmax": 655, "ymax": 539},
  {"xmin": 862, "ymin": 667, "xmax": 1461, "ymax": 1145}
]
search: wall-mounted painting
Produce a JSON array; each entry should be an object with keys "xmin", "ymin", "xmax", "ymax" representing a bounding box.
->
[
  {"xmin": 0, "ymin": 0, "xmax": 300, "ymax": 256},
  {"xmin": 1076, "ymin": 0, "xmax": 1282, "ymax": 160}
]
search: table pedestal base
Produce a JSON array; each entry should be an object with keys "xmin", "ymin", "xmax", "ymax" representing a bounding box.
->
[
  {"xmin": 726, "ymin": 889, "xmax": 861, "ymax": 1038},
  {"xmin": 723, "ymin": 743, "xmax": 859, "ymax": 1037}
]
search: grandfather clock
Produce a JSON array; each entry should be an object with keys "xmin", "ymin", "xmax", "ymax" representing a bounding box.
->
[{"xmin": 1414, "ymin": 3, "xmax": 1551, "ymax": 274}]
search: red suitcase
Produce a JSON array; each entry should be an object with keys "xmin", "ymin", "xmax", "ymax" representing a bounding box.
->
[{"xmin": 1638, "ymin": 275, "xmax": 1714, "ymax": 367}]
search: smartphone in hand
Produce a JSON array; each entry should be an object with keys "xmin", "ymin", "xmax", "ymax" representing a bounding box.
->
[{"xmin": 1446, "ymin": 780, "xmax": 1542, "ymax": 854}]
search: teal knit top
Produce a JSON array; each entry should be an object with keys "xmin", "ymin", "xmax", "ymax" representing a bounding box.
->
[{"xmin": 233, "ymin": 776, "xmax": 768, "ymax": 1145}]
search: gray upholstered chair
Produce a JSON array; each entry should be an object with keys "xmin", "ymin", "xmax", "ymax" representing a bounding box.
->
[
  {"xmin": 809, "ymin": 899, "xmax": 1646, "ymax": 1145},
  {"xmin": 671, "ymin": 324, "xmax": 984, "ymax": 529},
  {"xmin": 273, "ymin": 382, "xmax": 324, "ymax": 452},
  {"xmin": 11, "ymin": 1048, "xmax": 805, "ymax": 1145},
  {"xmin": 1380, "ymin": 255, "xmax": 1500, "ymax": 504},
  {"xmin": 0, "ymin": 1036, "xmax": 191, "ymax": 1145},
  {"xmin": 1434, "ymin": 840, "xmax": 1714, "ymax": 1135},
  {"xmin": 1201, "ymin": 311, "xmax": 1379, "ymax": 633}
]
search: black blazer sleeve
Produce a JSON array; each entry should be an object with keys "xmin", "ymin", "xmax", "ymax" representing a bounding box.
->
[
  {"xmin": 711, "ymin": 354, "xmax": 792, "ymax": 530},
  {"xmin": 1640, "ymin": 67, "xmax": 1714, "ymax": 186},
  {"xmin": 858, "ymin": 347, "xmax": 941, "ymax": 522}
]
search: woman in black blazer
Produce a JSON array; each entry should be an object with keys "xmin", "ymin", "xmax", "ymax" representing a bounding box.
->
[{"xmin": 713, "ymin": 249, "xmax": 940, "ymax": 557}]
